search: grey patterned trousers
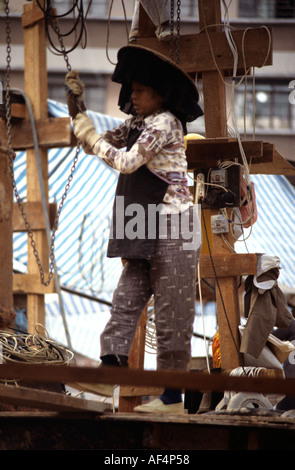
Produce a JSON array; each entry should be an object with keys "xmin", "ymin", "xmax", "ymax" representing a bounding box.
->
[{"xmin": 100, "ymin": 207, "xmax": 201, "ymax": 371}]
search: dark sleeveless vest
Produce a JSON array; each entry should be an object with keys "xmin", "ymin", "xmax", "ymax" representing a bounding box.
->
[{"xmin": 107, "ymin": 127, "xmax": 168, "ymax": 259}]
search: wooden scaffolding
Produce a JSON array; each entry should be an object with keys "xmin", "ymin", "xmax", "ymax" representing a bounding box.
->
[{"xmin": 0, "ymin": 0, "xmax": 295, "ymax": 418}]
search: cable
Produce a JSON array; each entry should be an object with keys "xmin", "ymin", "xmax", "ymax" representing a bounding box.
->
[
  {"xmin": 106, "ymin": 0, "xmax": 129, "ymax": 65},
  {"xmin": 35, "ymin": 0, "xmax": 88, "ymax": 55},
  {"xmin": 0, "ymin": 325, "xmax": 74, "ymax": 365}
]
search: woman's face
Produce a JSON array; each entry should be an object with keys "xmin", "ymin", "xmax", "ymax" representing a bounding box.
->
[{"xmin": 131, "ymin": 82, "xmax": 163, "ymax": 116}]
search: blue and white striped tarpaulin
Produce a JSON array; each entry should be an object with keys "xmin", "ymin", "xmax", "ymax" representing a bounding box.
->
[
  {"xmin": 13, "ymin": 100, "xmax": 124, "ymax": 357},
  {"xmin": 13, "ymin": 100, "xmax": 123, "ymax": 297},
  {"xmin": 235, "ymin": 173, "xmax": 295, "ymax": 289}
]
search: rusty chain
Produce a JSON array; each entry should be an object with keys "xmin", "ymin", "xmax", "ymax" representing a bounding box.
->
[
  {"xmin": 170, "ymin": 0, "xmax": 181, "ymax": 64},
  {"xmin": 4, "ymin": 0, "xmax": 80, "ymax": 286}
]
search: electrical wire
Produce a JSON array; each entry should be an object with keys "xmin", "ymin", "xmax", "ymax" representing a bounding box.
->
[
  {"xmin": 0, "ymin": 325, "xmax": 74, "ymax": 365},
  {"xmin": 201, "ymin": 207, "xmax": 246, "ymax": 373},
  {"xmin": 35, "ymin": 0, "xmax": 88, "ymax": 55}
]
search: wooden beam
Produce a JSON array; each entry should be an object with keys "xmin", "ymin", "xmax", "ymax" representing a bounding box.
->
[
  {"xmin": 0, "ymin": 148, "xmax": 15, "ymax": 328},
  {"xmin": 119, "ymin": 386, "xmax": 163, "ymax": 397},
  {"xmin": 0, "ymin": 383, "xmax": 111, "ymax": 413},
  {"xmin": 199, "ymin": 253, "xmax": 257, "ymax": 279},
  {"xmin": 13, "ymin": 202, "xmax": 57, "ymax": 232},
  {"xmin": 198, "ymin": 0, "xmax": 242, "ymax": 369},
  {"xmin": 186, "ymin": 138, "xmax": 274, "ymax": 169},
  {"xmin": 119, "ymin": 307, "xmax": 156, "ymax": 411},
  {"xmin": 135, "ymin": 27, "xmax": 272, "ymax": 74},
  {"xmin": 23, "ymin": 0, "xmax": 49, "ymax": 335},
  {"xmin": 250, "ymin": 149, "xmax": 295, "ymax": 176},
  {"xmin": 22, "ymin": 3, "xmax": 44, "ymax": 28},
  {"xmin": 13, "ymin": 273, "xmax": 56, "ymax": 295},
  {"xmin": 0, "ymin": 363, "xmax": 291, "ymax": 397},
  {"xmin": 0, "ymin": 117, "xmax": 72, "ymax": 150}
]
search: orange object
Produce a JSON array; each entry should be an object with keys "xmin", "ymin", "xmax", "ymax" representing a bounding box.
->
[{"xmin": 212, "ymin": 330, "xmax": 221, "ymax": 368}]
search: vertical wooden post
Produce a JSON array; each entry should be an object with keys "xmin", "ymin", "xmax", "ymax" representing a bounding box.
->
[
  {"xmin": 198, "ymin": 0, "xmax": 241, "ymax": 369},
  {"xmin": 23, "ymin": 0, "xmax": 48, "ymax": 335},
  {"xmin": 118, "ymin": 307, "xmax": 147, "ymax": 412},
  {"xmin": 0, "ymin": 148, "xmax": 15, "ymax": 329}
]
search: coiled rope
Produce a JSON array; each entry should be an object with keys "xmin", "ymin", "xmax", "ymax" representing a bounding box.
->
[{"xmin": 0, "ymin": 325, "xmax": 74, "ymax": 365}]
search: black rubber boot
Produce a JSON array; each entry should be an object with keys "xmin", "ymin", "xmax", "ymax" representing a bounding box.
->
[{"xmin": 100, "ymin": 354, "xmax": 128, "ymax": 367}]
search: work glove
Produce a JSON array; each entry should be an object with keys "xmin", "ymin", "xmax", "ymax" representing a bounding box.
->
[
  {"xmin": 65, "ymin": 71, "xmax": 86, "ymax": 118},
  {"xmin": 73, "ymin": 112, "xmax": 101, "ymax": 150}
]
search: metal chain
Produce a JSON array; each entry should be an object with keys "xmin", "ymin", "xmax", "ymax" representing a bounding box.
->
[
  {"xmin": 49, "ymin": 8, "xmax": 72, "ymax": 73},
  {"xmin": 170, "ymin": 0, "xmax": 174, "ymax": 62},
  {"xmin": 170, "ymin": 0, "xmax": 181, "ymax": 64},
  {"xmin": 4, "ymin": 0, "xmax": 80, "ymax": 286},
  {"xmin": 176, "ymin": 0, "xmax": 181, "ymax": 65}
]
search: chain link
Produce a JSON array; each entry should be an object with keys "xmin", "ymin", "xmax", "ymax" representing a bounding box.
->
[
  {"xmin": 176, "ymin": 0, "xmax": 181, "ymax": 65},
  {"xmin": 170, "ymin": 0, "xmax": 181, "ymax": 64},
  {"xmin": 170, "ymin": 0, "xmax": 174, "ymax": 62},
  {"xmin": 4, "ymin": 0, "xmax": 80, "ymax": 286}
]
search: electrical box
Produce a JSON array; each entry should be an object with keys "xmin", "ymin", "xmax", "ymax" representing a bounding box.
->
[
  {"xmin": 195, "ymin": 173, "xmax": 205, "ymax": 201},
  {"xmin": 211, "ymin": 214, "xmax": 229, "ymax": 234},
  {"xmin": 195, "ymin": 165, "xmax": 241, "ymax": 209},
  {"xmin": 210, "ymin": 169, "xmax": 228, "ymax": 187}
]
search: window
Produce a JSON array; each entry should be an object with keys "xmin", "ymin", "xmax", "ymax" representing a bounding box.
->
[
  {"xmin": 235, "ymin": 79, "xmax": 295, "ymax": 131},
  {"xmin": 52, "ymin": 0, "xmax": 109, "ymax": 17},
  {"xmin": 48, "ymin": 73, "xmax": 106, "ymax": 113},
  {"xmin": 178, "ymin": 0, "xmax": 199, "ymax": 18},
  {"xmin": 239, "ymin": 0, "xmax": 295, "ymax": 18}
]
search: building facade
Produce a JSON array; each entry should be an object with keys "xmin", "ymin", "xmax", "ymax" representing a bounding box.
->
[{"xmin": 0, "ymin": 0, "xmax": 294, "ymax": 164}]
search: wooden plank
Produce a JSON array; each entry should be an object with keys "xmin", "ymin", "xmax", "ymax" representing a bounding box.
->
[
  {"xmin": 199, "ymin": 253, "xmax": 257, "ymax": 279},
  {"xmin": 0, "ymin": 149, "xmax": 14, "ymax": 328},
  {"xmin": 13, "ymin": 273, "xmax": 56, "ymax": 295},
  {"xmin": 0, "ymin": 363, "xmax": 291, "ymax": 397},
  {"xmin": 13, "ymin": 201, "xmax": 57, "ymax": 232},
  {"xmin": 119, "ymin": 306, "xmax": 148, "ymax": 412},
  {"xmin": 22, "ymin": 4, "xmax": 44, "ymax": 28},
  {"xmin": 24, "ymin": 0, "xmax": 49, "ymax": 335},
  {"xmin": 135, "ymin": 27, "xmax": 272, "ymax": 74},
  {"xmin": 0, "ymin": 117, "xmax": 72, "ymax": 150},
  {"xmin": 10, "ymin": 103, "xmax": 26, "ymax": 119},
  {"xmin": 0, "ymin": 383, "xmax": 111, "ymax": 413},
  {"xmin": 250, "ymin": 149, "xmax": 295, "ymax": 175},
  {"xmin": 186, "ymin": 139, "xmax": 268, "ymax": 169},
  {"xmin": 119, "ymin": 386, "xmax": 163, "ymax": 397}
]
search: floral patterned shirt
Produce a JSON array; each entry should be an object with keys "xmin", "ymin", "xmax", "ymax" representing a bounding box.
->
[{"xmin": 92, "ymin": 110, "xmax": 194, "ymax": 214}]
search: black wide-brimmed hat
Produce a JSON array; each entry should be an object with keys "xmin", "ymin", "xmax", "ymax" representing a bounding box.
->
[{"xmin": 112, "ymin": 44, "xmax": 203, "ymax": 125}]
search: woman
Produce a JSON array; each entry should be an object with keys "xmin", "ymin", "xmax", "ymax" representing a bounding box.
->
[{"xmin": 66, "ymin": 45, "xmax": 203, "ymax": 413}]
